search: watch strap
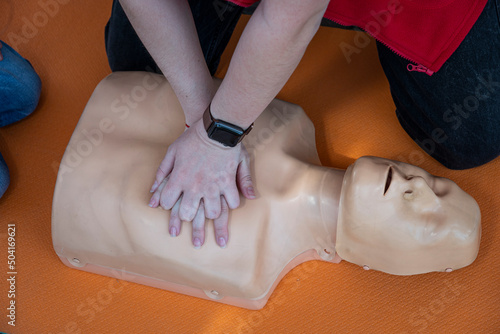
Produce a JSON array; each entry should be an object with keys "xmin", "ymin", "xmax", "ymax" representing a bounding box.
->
[{"xmin": 203, "ymin": 104, "xmax": 253, "ymax": 147}]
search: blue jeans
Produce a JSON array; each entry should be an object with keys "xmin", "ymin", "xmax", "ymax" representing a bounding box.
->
[
  {"xmin": 105, "ymin": 0, "xmax": 500, "ymax": 170},
  {"xmin": 0, "ymin": 41, "xmax": 42, "ymax": 198}
]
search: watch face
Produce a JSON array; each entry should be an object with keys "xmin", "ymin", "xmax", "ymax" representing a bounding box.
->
[{"xmin": 208, "ymin": 122, "xmax": 244, "ymax": 147}]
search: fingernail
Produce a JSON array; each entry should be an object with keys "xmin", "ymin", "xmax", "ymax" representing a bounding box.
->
[
  {"xmin": 150, "ymin": 180, "xmax": 158, "ymax": 193},
  {"xmin": 219, "ymin": 237, "xmax": 226, "ymax": 249},
  {"xmin": 170, "ymin": 227, "xmax": 177, "ymax": 237},
  {"xmin": 148, "ymin": 197, "xmax": 156, "ymax": 207},
  {"xmin": 248, "ymin": 186, "xmax": 256, "ymax": 198},
  {"xmin": 193, "ymin": 237, "xmax": 201, "ymax": 249}
]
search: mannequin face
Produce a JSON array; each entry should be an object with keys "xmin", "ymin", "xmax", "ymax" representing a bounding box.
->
[{"xmin": 336, "ymin": 156, "xmax": 481, "ymax": 275}]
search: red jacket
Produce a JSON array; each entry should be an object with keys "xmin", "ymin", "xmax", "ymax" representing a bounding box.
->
[{"xmin": 227, "ymin": 0, "xmax": 488, "ymax": 75}]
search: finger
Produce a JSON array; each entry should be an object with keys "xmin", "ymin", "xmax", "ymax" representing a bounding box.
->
[
  {"xmin": 213, "ymin": 196, "xmax": 229, "ymax": 248},
  {"xmin": 159, "ymin": 182, "xmax": 182, "ymax": 210},
  {"xmin": 148, "ymin": 178, "xmax": 168, "ymax": 208},
  {"xmin": 203, "ymin": 192, "xmax": 221, "ymax": 220},
  {"xmin": 178, "ymin": 195, "xmax": 201, "ymax": 222},
  {"xmin": 237, "ymin": 155, "xmax": 256, "ymax": 199},
  {"xmin": 191, "ymin": 202, "xmax": 206, "ymax": 249},
  {"xmin": 168, "ymin": 199, "xmax": 182, "ymax": 237},
  {"xmin": 150, "ymin": 148, "xmax": 176, "ymax": 192},
  {"xmin": 222, "ymin": 185, "xmax": 240, "ymax": 210}
]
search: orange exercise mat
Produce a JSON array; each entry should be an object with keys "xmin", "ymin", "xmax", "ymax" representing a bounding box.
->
[{"xmin": 0, "ymin": 1, "xmax": 498, "ymax": 333}]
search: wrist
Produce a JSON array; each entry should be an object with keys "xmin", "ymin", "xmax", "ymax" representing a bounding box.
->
[
  {"xmin": 210, "ymin": 106, "xmax": 249, "ymax": 131},
  {"xmin": 184, "ymin": 109, "xmax": 204, "ymax": 128},
  {"xmin": 200, "ymin": 103, "xmax": 254, "ymax": 148},
  {"xmin": 181, "ymin": 82, "xmax": 216, "ymax": 126},
  {"xmin": 193, "ymin": 117, "xmax": 237, "ymax": 150}
]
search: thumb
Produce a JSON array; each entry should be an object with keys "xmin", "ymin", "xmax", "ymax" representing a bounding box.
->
[
  {"xmin": 236, "ymin": 156, "xmax": 256, "ymax": 199},
  {"xmin": 150, "ymin": 148, "xmax": 175, "ymax": 193}
]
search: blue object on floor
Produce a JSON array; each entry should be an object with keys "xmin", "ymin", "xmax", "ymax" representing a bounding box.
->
[
  {"xmin": 0, "ymin": 40, "xmax": 41, "ymax": 127},
  {"xmin": 0, "ymin": 153, "xmax": 9, "ymax": 198},
  {"xmin": 0, "ymin": 40, "xmax": 42, "ymax": 198}
]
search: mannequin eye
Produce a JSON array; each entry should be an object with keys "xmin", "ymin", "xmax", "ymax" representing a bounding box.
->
[{"xmin": 383, "ymin": 167, "xmax": 393, "ymax": 195}]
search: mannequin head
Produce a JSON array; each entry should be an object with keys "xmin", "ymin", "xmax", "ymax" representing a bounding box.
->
[{"xmin": 336, "ymin": 156, "xmax": 481, "ymax": 275}]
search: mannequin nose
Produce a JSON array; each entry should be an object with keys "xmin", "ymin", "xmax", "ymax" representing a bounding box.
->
[
  {"xmin": 406, "ymin": 175, "xmax": 439, "ymax": 200},
  {"xmin": 390, "ymin": 168, "xmax": 436, "ymax": 195},
  {"xmin": 407, "ymin": 175, "xmax": 435, "ymax": 191},
  {"xmin": 391, "ymin": 168, "xmax": 426, "ymax": 185},
  {"xmin": 408, "ymin": 175, "xmax": 428, "ymax": 187}
]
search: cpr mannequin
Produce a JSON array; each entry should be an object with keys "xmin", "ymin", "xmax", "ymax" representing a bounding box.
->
[{"xmin": 52, "ymin": 72, "xmax": 481, "ymax": 310}]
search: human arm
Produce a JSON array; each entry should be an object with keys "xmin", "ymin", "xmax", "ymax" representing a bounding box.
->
[
  {"xmin": 209, "ymin": 0, "xmax": 329, "ymax": 128},
  {"xmin": 120, "ymin": 0, "xmax": 329, "ymax": 248},
  {"xmin": 118, "ymin": 0, "xmax": 214, "ymax": 125}
]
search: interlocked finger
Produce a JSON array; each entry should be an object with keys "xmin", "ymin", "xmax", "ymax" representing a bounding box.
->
[{"xmin": 191, "ymin": 201, "xmax": 206, "ymax": 249}]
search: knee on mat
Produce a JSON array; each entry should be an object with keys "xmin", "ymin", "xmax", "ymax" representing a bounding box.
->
[
  {"xmin": 421, "ymin": 134, "xmax": 500, "ymax": 170},
  {"xmin": 0, "ymin": 41, "xmax": 42, "ymax": 127},
  {"xmin": 0, "ymin": 154, "xmax": 10, "ymax": 199}
]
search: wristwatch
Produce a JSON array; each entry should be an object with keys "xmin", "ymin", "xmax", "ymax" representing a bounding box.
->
[{"xmin": 203, "ymin": 104, "xmax": 253, "ymax": 147}]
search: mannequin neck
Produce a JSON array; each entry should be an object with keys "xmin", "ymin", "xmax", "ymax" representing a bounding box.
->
[{"xmin": 299, "ymin": 165, "xmax": 345, "ymax": 258}]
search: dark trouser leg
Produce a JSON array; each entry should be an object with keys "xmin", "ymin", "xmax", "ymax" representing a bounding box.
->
[
  {"xmin": 376, "ymin": 0, "xmax": 500, "ymax": 169},
  {"xmin": 104, "ymin": 0, "xmax": 160, "ymax": 73},
  {"xmin": 104, "ymin": 0, "xmax": 243, "ymax": 75}
]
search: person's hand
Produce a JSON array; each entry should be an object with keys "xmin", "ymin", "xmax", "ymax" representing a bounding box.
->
[
  {"xmin": 148, "ymin": 117, "xmax": 256, "ymax": 248},
  {"xmin": 150, "ymin": 178, "xmax": 231, "ymax": 248}
]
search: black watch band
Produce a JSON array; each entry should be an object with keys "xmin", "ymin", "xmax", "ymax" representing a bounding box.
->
[{"xmin": 203, "ymin": 104, "xmax": 253, "ymax": 147}]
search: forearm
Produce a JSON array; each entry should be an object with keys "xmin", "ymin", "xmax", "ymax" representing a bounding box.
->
[
  {"xmin": 119, "ymin": 0, "xmax": 214, "ymax": 125},
  {"xmin": 211, "ymin": 0, "xmax": 328, "ymax": 128}
]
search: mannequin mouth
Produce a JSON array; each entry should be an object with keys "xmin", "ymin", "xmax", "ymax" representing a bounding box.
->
[{"xmin": 383, "ymin": 166, "xmax": 393, "ymax": 195}]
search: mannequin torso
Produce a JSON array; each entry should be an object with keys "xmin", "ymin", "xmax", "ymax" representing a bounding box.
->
[
  {"xmin": 52, "ymin": 72, "xmax": 343, "ymax": 306},
  {"xmin": 53, "ymin": 72, "xmax": 480, "ymax": 308}
]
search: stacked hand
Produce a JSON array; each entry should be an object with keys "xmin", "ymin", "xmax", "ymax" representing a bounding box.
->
[{"xmin": 148, "ymin": 117, "xmax": 256, "ymax": 248}]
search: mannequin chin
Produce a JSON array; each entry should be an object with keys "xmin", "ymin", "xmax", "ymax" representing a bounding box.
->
[
  {"xmin": 52, "ymin": 72, "xmax": 482, "ymax": 309},
  {"xmin": 337, "ymin": 156, "xmax": 481, "ymax": 275}
]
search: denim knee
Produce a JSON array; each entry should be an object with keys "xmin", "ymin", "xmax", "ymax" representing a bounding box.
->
[
  {"xmin": 0, "ymin": 153, "xmax": 9, "ymax": 198},
  {"xmin": 0, "ymin": 41, "xmax": 42, "ymax": 127}
]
